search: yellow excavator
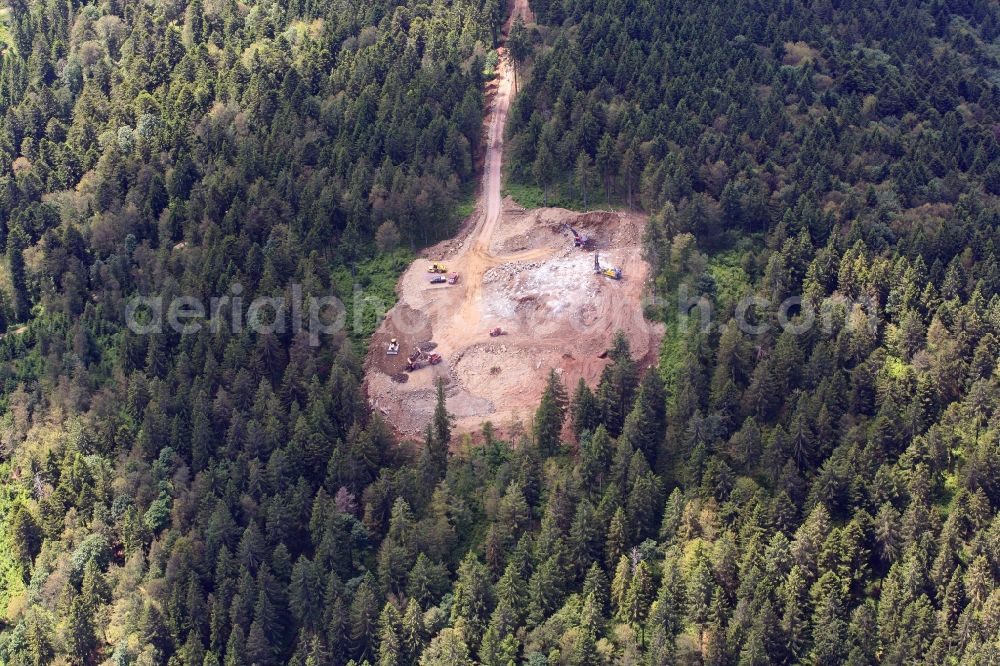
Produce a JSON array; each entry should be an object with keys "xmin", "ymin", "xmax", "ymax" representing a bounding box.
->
[
  {"xmin": 427, "ymin": 262, "xmax": 448, "ymax": 273},
  {"xmin": 594, "ymin": 252, "xmax": 622, "ymax": 280}
]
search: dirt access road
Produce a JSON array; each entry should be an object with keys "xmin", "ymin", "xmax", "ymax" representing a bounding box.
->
[{"xmin": 364, "ymin": 0, "xmax": 663, "ymax": 439}]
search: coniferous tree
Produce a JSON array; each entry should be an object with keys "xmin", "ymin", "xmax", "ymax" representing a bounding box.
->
[
  {"xmin": 597, "ymin": 331, "xmax": 639, "ymax": 436},
  {"xmin": 568, "ymin": 499, "xmax": 601, "ymax": 578},
  {"xmin": 65, "ymin": 595, "xmax": 97, "ymax": 665},
  {"xmin": 429, "ymin": 378, "xmax": 453, "ymax": 478},
  {"xmin": 527, "ymin": 554, "xmax": 566, "ymax": 626},
  {"xmin": 402, "ymin": 598, "xmax": 426, "ymax": 663},
  {"xmin": 578, "ymin": 425, "xmax": 613, "ymax": 495},
  {"xmin": 10, "ymin": 504, "xmax": 42, "ymax": 574},
  {"xmin": 376, "ymin": 602, "xmax": 402, "ymax": 666},
  {"xmin": 574, "ymin": 152, "xmax": 596, "ymax": 208},
  {"xmin": 781, "ymin": 565, "xmax": 810, "ymax": 661},
  {"xmin": 420, "ymin": 628, "xmax": 473, "ymax": 666},
  {"xmin": 810, "ymin": 586, "xmax": 848, "ymax": 665},
  {"xmin": 506, "ymin": 15, "xmax": 530, "ymax": 95},
  {"xmin": 571, "ymin": 378, "xmax": 602, "ymax": 439},
  {"xmin": 224, "ymin": 626, "xmax": 247, "ymax": 666},
  {"xmin": 451, "ymin": 552, "xmax": 493, "ymax": 649},
  {"xmin": 7, "ymin": 225, "xmax": 30, "ymax": 322},
  {"xmin": 582, "ymin": 563, "xmax": 609, "ymax": 620},
  {"xmin": 621, "ymin": 368, "xmax": 666, "ymax": 466},
  {"xmin": 610, "ymin": 555, "xmax": 632, "ymax": 616},
  {"xmin": 534, "ymin": 369, "xmax": 567, "ymax": 456},
  {"xmin": 290, "ymin": 557, "xmax": 324, "ymax": 634},
  {"xmin": 350, "ymin": 576, "xmax": 380, "ymax": 661},
  {"xmin": 605, "ymin": 508, "xmax": 629, "ymax": 569},
  {"xmin": 533, "ymin": 143, "xmax": 556, "ymax": 206},
  {"xmin": 622, "ymin": 560, "xmax": 654, "ymax": 644}
]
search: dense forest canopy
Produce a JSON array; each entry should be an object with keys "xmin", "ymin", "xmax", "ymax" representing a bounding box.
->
[
  {"xmin": 2, "ymin": 0, "xmax": 1000, "ymax": 664},
  {"xmin": 0, "ymin": 0, "xmax": 498, "ymax": 328}
]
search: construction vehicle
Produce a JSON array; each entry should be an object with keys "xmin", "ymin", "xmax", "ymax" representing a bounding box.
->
[
  {"xmin": 405, "ymin": 346, "xmax": 442, "ymax": 371},
  {"xmin": 387, "ymin": 338, "xmax": 400, "ymax": 355},
  {"xmin": 489, "ymin": 327, "xmax": 505, "ymax": 337},
  {"xmin": 427, "ymin": 262, "xmax": 447, "ymax": 273},
  {"xmin": 594, "ymin": 252, "xmax": 622, "ymax": 280},
  {"xmin": 447, "ymin": 273, "xmax": 460, "ymax": 284},
  {"xmin": 563, "ymin": 223, "xmax": 593, "ymax": 249}
]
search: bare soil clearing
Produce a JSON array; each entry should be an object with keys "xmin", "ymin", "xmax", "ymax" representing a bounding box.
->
[{"xmin": 363, "ymin": 0, "xmax": 663, "ymax": 438}]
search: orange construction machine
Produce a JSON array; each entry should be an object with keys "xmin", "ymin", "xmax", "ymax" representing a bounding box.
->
[{"xmin": 405, "ymin": 346, "xmax": 442, "ymax": 371}]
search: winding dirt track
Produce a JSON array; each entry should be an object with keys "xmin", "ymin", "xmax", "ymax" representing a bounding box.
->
[{"xmin": 363, "ymin": 0, "xmax": 663, "ymax": 439}]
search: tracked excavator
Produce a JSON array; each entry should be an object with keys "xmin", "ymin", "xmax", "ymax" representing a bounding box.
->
[
  {"xmin": 563, "ymin": 223, "xmax": 593, "ymax": 249},
  {"xmin": 405, "ymin": 346, "xmax": 442, "ymax": 371},
  {"xmin": 594, "ymin": 252, "xmax": 622, "ymax": 280}
]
